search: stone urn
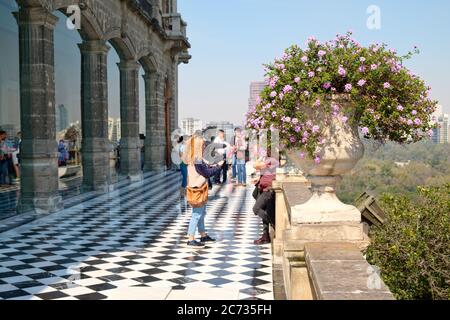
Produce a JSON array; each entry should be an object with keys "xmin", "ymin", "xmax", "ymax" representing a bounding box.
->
[{"xmin": 286, "ymin": 95, "xmax": 364, "ymax": 224}]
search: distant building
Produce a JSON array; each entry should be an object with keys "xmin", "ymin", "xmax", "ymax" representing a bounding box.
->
[
  {"xmin": 56, "ymin": 104, "xmax": 69, "ymax": 132},
  {"xmin": 432, "ymin": 113, "xmax": 449, "ymax": 144},
  {"xmin": 181, "ymin": 118, "xmax": 203, "ymax": 136},
  {"xmin": 108, "ymin": 118, "xmax": 121, "ymax": 143},
  {"xmin": 248, "ymin": 81, "xmax": 266, "ymax": 111},
  {"xmin": 0, "ymin": 123, "xmax": 19, "ymax": 138},
  {"xmin": 205, "ymin": 121, "xmax": 235, "ymax": 142}
]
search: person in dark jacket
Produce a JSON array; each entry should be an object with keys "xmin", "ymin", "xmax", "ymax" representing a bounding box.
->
[
  {"xmin": 252, "ymin": 152, "xmax": 279, "ymax": 245},
  {"xmin": 183, "ymin": 135, "xmax": 223, "ymax": 247}
]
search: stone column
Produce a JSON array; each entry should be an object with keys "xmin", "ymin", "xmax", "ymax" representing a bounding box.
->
[
  {"xmin": 118, "ymin": 60, "xmax": 142, "ymax": 181},
  {"xmin": 79, "ymin": 40, "xmax": 110, "ymax": 192},
  {"xmin": 15, "ymin": 7, "xmax": 63, "ymax": 214},
  {"xmin": 143, "ymin": 72, "xmax": 166, "ymax": 171}
]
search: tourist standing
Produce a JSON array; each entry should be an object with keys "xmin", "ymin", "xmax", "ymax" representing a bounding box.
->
[
  {"xmin": 183, "ymin": 135, "xmax": 223, "ymax": 247},
  {"xmin": 58, "ymin": 140, "xmax": 69, "ymax": 167},
  {"xmin": 177, "ymin": 135, "xmax": 188, "ymax": 196},
  {"xmin": 213, "ymin": 129, "xmax": 230, "ymax": 184},
  {"xmin": 230, "ymin": 128, "xmax": 239, "ymax": 182},
  {"xmin": 234, "ymin": 128, "xmax": 247, "ymax": 187},
  {"xmin": 11, "ymin": 132, "xmax": 21, "ymax": 183},
  {"xmin": 252, "ymin": 150, "xmax": 279, "ymax": 245},
  {"xmin": 0, "ymin": 131, "xmax": 8, "ymax": 186}
]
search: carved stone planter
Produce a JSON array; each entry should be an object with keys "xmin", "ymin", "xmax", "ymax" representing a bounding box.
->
[{"xmin": 286, "ymin": 96, "xmax": 364, "ymax": 224}]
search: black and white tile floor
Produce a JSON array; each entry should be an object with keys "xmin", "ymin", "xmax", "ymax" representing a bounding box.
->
[{"xmin": 0, "ymin": 171, "xmax": 273, "ymax": 300}]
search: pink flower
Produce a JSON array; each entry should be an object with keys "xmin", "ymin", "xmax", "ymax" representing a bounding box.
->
[
  {"xmin": 407, "ymin": 119, "xmax": 414, "ymax": 126},
  {"xmin": 414, "ymin": 118, "xmax": 422, "ymax": 126},
  {"xmin": 294, "ymin": 126, "xmax": 301, "ymax": 133},
  {"xmin": 360, "ymin": 57, "xmax": 366, "ymax": 62},
  {"xmin": 308, "ymin": 71, "xmax": 315, "ymax": 78},
  {"xmin": 312, "ymin": 125, "xmax": 320, "ymax": 134},
  {"xmin": 283, "ymin": 85, "xmax": 293, "ymax": 93},
  {"xmin": 371, "ymin": 64, "xmax": 378, "ymax": 70},
  {"xmin": 279, "ymin": 92, "xmax": 284, "ymax": 100},
  {"xmin": 397, "ymin": 105, "xmax": 404, "ymax": 111},
  {"xmin": 314, "ymin": 156, "xmax": 321, "ymax": 164},
  {"xmin": 292, "ymin": 118, "xmax": 299, "ymax": 125},
  {"xmin": 270, "ymin": 91, "xmax": 277, "ymax": 98},
  {"xmin": 301, "ymin": 56, "xmax": 308, "ymax": 63},
  {"xmin": 323, "ymin": 82, "xmax": 332, "ymax": 89},
  {"xmin": 338, "ymin": 66, "xmax": 346, "ymax": 77},
  {"xmin": 341, "ymin": 116, "xmax": 348, "ymax": 123},
  {"xmin": 314, "ymin": 99, "xmax": 321, "ymax": 107},
  {"xmin": 284, "ymin": 117, "xmax": 291, "ymax": 123},
  {"xmin": 272, "ymin": 111, "xmax": 277, "ymax": 117},
  {"xmin": 344, "ymin": 84, "xmax": 353, "ymax": 92},
  {"xmin": 361, "ymin": 127, "xmax": 370, "ymax": 135},
  {"xmin": 357, "ymin": 79, "xmax": 366, "ymax": 87},
  {"xmin": 428, "ymin": 129, "xmax": 434, "ymax": 137},
  {"xmin": 294, "ymin": 77, "xmax": 301, "ymax": 83},
  {"xmin": 299, "ymin": 152, "xmax": 306, "ymax": 159},
  {"xmin": 318, "ymin": 50, "xmax": 326, "ymax": 57},
  {"xmin": 290, "ymin": 137, "xmax": 296, "ymax": 143},
  {"xmin": 412, "ymin": 110, "xmax": 417, "ymax": 115},
  {"xmin": 358, "ymin": 65, "xmax": 366, "ymax": 73},
  {"xmin": 303, "ymin": 91, "xmax": 310, "ymax": 97},
  {"xmin": 383, "ymin": 82, "xmax": 391, "ymax": 89}
]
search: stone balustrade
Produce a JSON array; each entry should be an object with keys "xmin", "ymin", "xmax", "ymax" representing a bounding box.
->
[{"xmin": 271, "ymin": 168, "xmax": 394, "ymax": 300}]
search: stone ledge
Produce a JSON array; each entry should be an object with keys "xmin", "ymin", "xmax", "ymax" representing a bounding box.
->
[{"xmin": 305, "ymin": 242, "xmax": 394, "ymax": 300}]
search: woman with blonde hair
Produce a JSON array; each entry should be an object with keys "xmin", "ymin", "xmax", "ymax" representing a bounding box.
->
[{"xmin": 183, "ymin": 134, "xmax": 224, "ymax": 247}]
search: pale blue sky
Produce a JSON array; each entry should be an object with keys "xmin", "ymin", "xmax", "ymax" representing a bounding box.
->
[{"xmin": 178, "ymin": 0, "xmax": 450, "ymax": 125}]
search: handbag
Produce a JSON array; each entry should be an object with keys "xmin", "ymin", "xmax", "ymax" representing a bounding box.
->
[
  {"xmin": 186, "ymin": 182, "xmax": 209, "ymax": 208},
  {"xmin": 186, "ymin": 141, "xmax": 209, "ymax": 208}
]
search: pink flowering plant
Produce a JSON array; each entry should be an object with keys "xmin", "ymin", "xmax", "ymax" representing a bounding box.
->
[{"xmin": 245, "ymin": 32, "xmax": 438, "ymax": 159}]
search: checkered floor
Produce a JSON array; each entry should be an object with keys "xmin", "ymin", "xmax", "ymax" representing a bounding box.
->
[{"xmin": 0, "ymin": 171, "xmax": 273, "ymax": 300}]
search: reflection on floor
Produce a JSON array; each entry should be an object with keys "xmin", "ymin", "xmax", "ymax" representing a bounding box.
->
[{"xmin": 0, "ymin": 171, "xmax": 273, "ymax": 300}]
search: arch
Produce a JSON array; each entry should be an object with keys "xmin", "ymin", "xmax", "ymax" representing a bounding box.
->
[
  {"xmin": 105, "ymin": 34, "xmax": 136, "ymax": 61},
  {"xmin": 52, "ymin": 4, "xmax": 104, "ymax": 41},
  {"xmin": 139, "ymin": 54, "xmax": 159, "ymax": 74}
]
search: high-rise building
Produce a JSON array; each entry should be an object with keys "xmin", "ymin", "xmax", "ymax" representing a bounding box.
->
[
  {"xmin": 108, "ymin": 118, "xmax": 121, "ymax": 143},
  {"xmin": 248, "ymin": 81, "xmax": 266, "ymax": 111},
  {"xmin": 181, "ymin": 118, "xmax": 203, "ymax": 136},
  {"xmin": 56, "ymin": 104, "xmax": 69, "ymax": 132},
  {"xmin": 432, "ymin": 113, "xmax": 449, "ymax": 144},
  {"xmin": 205, "ymin": 121, "xmax": 235, "ymax": 142}
]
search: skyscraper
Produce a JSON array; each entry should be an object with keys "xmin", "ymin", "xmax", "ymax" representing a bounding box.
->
[
  {"xmin": 181, "ymin": 118, "xmax": 203, "ymax": 136},
  {"xmin": 56, "ymin": 104, "xmax": 69, "ymax": 132},
  {"xmin": 248, "ymin": 81, "xmax": 267, "ymax": 111}
]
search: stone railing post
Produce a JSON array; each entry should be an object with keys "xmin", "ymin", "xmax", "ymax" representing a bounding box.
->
[
  {"xmin": 79, "ymin": 40, "xmax": 111, "ymax": 192},
  {"xmin": 15, "ymin": 6, "xmax": 63, "ymax": 214},
  {"xmin": 118, "ymin": 60, "xmax": 142, "ymax": 181},
  {"xmin": 143, "ymin": 72, "xmax": 166, "ymax": 171}
]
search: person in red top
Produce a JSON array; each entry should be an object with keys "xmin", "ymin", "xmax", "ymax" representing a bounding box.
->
[{"xmin": 252, "ymin": 149, "xmax": 279, "ymax": 245}]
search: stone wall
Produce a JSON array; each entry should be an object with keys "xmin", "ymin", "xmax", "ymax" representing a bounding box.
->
[{"xmin": 13, "ymin": 0, "xmax": 190, "ymax": 213}]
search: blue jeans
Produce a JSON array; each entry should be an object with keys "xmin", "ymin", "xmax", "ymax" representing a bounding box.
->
[
  {"xmin": 232, "ymin": 154, "xmax": 237, "ymax": 179},
  {"xmin": 237, "ymin": 160, "xmax": 246, "ymax": 184},
  {"xmin": 180, "ymin": 162, "xmax": 188, "ymax": 188},
  {"xmin": 188, "ymin": 205, "xmax": 207, "ymax": 236},
  {"xmin": 0, "ymin": 160, "xmax": 8, "ymax": 185}
]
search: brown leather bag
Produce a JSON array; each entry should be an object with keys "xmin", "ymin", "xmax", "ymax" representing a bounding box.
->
[{"xmin": 186, "ymin": 182, "xmax": 208, "ymax": 208}]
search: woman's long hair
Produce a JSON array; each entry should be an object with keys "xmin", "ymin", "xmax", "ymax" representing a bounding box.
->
[{"xmin": 182, "ymin": 136, "xmax": 204, "ymax": 165}]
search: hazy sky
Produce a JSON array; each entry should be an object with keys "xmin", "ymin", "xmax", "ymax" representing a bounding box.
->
[{"xmin": 178, "ymin": 0, "xmax": 450, "ymax": 125}]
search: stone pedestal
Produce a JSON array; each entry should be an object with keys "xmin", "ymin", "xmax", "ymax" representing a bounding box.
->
[
  {"xmin": 118, "ymin": 61, "xmax": 142, "ymax": 181},
  {"xmin": 291, "ymin": 176, "xmax": 361, "ymax": 224},
  {"xmin": 79, "ymin": 40, "xmax": 111, "ymax": 192},
  {"xmin": 15, "ymin": 7, "xmax": 63, "ymax": 214},
  {"xmin": 143, "ymin": 72, "xmax": 167, "ymax": 172}
]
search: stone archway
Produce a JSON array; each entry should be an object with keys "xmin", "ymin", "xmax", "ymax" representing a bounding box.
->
[{"xmin": 11, "ymin": 0, "xmax": 190, "ymax": 214}]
